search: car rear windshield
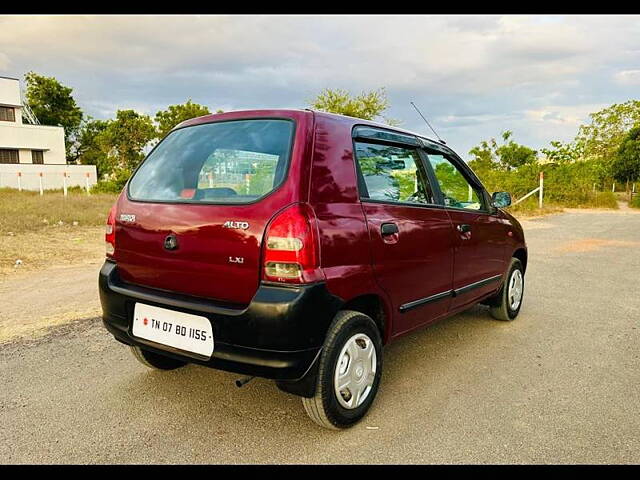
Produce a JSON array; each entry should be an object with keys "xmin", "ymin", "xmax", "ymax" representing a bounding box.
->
[{"xmin": 128, "ymin": 119, "xmax": 295, "ymax": 204}]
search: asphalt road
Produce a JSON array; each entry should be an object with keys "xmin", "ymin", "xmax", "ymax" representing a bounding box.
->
[{"xmin": 2, "ymin": 208, "xmax": 639, "ymax": 464}]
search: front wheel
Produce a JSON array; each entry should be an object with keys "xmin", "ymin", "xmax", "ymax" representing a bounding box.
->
[
  {"xmin": 489, "ymin": 258, "xmax": 525, "ymax": 321},
  {"xmin": 302, "ymin": 310, "xmax": 383, "ymax": 430}
]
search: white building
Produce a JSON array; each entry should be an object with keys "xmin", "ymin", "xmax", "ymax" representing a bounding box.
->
[{"xmin": 0, "ymin": 75, "xmax": 97, "ymax": 191}]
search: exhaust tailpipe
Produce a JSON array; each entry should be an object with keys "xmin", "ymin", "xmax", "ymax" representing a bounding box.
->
[{"xmin": 235, "ymin": 376, "xmax": 255, "ymax": 388}]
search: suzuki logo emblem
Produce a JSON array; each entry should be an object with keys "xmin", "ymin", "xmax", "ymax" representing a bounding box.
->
[{"xmin": 164, "ymin": 234, "xmax": 178, "ymax": 251}]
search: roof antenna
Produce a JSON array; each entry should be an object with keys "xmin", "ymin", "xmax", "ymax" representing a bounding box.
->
[{"xmin": 410, "ymin": 101, "xmax": 446, "ymax": 145}]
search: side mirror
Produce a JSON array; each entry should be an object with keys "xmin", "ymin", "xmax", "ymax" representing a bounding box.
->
[{"xmin": 491, "ymin": 191, "xmax": 512, "ymax": 208}]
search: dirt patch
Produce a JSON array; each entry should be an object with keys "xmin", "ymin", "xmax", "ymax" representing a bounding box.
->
[
  {"xmin": 0, "ymin": 263, "xmax": 101, "ymax": 344},
  {"xmin": 519, "ymin": 220, "xmax": 554, "ymax": 231},
  {"xmin": 0, "ymin": 189, "xmax": 114, "ymax": 277},
  {"xmin": 0, "ymin": 226, "xmax": 104, "ymax": 277},
  {"xmin": 555, "ymin": 238, "xmax": 640, "ymax": 254},
  {"xmin": 0, "ymin": 312, "xmax": 100, "ymax": 347},
  {"xmin": 563, "ymin": 204, "xmax": 640, "ymax": 216}
]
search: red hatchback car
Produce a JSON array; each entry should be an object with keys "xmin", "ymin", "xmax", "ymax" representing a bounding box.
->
[{"xmin": 100, "ymin": 109, "xmax": 527, "ymax": 429}]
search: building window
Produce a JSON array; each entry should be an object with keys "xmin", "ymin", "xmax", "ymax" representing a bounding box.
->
[
  {"xmin": 0, "ymin": 106, "xmax": 16, "ymax": 122},
  {"xmin": 0, "ymin": 149, "xmax": 19, "ymax": 164},
  {"xmin": 32, "ymin": 150, "xmax": 44, "ymax": 164}
]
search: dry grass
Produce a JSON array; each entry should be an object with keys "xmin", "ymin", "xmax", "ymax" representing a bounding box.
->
[
  {"xmin": 506, "ymin": 192, "xmax": 618, "ymax": 219},
  {"xmin": 507, "ymin": 202, "xmax": 565, "ymax": 219},
  {"xmin": 0, "ymin": 189, "xmax": 117, "ymax": 276},
  {"xmin": 1, "ymin": 225, "xmax": 105, "ymax": 276},
  {"xmin": 0, "ymin": 188, "xmax": 117, "ymax": 234}
]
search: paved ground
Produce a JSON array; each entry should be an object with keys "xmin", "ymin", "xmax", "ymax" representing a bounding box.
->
[{"xmin": 1, "ymin": 207, "xmax": 639, "ymax": 464}]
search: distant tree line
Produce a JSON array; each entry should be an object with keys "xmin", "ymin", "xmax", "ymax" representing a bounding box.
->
[
  {"xmin": 23, "ymin": 72, "xmax": 216, "ymax": 191},
  {"xmin": 466, "ymin": 100, "xmax": 640, "ymax": 208},
  {"xmin": 22, "ymin": 72, "xmax": 640, "ymax": 203},
  {"xmin": 468, "ymin": 100, "xmax": 640, "ymax": 184}
]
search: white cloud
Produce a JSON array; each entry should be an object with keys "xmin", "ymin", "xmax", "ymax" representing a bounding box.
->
[
  {"xmin": 0, "ymin": 52, "xmax": 9, "ymax": 70},
  {"xmin": 614, "ymin": 70, "xmax": 640, "ymax": 86},
  {"xmin": 0, "ymin": 14, "xmax": 639, "ymax": 156},
  {"xmin": 524, "ymin": 104, "xmax": 607, "ymax": 127}
]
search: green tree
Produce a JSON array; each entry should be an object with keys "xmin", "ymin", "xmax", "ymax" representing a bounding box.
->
[
  {"xmin": 575, "ymin": 100, "xmax": 640, "ymax": 163},
  {"xmin": 540, "ymin": 140, "xmax": 583, "ymax": 164},
  {"xmin": 23, "ymin": 72, "xmax": 84, "ymax": 160},
  {"xmin": 310, "ymin": 87, "xmax": 397, "ymax": 124},
  {"xmin": 496, "ymin": 131, "xmax": 537, "ymax": 170},
  {"xmin": 97, "ymin": 109, "xmax": 156, "ymax": 179},
  {"xmin": 154, "ymin": 100, "xmax": 212, "ymax": 139},
  {"xmin": 468, "ymin": 131, "xmax": 537, "ymax": 172},
  {"xmin": 611, "ymin": 126, "xmax": 640, "ymax": 183},
  {"xmin": 75, "ymin": 118, "xmax": 110, "ymax": 176},
  {"xmin": 469, "ymin": 139, "xmax": 499, "ymax": 172}
]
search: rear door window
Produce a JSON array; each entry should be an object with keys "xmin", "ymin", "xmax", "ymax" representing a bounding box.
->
[
  {"xmin": 354, "ymin": 142, "xmax": 436, "ymax": 205},
  {"xmin": 128, "ymin": 119, "xmax": 294, "ymax": 204}
]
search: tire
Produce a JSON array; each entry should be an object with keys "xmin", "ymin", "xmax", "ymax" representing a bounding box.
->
[
  {"xmin": 130, "ymin": 346, "xmax": 187, "ymax": 370},
  {"xmin": 489, "ymin": 258, "xmax": 525, "ymax": 321},
  {"xmin": 302, "ymin": 310, "xmax": 383, "ymax": 430}
]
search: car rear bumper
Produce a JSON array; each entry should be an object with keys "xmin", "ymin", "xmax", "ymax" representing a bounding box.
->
[{"xmin": 99, "ymin": 260, "xmax": 342, "ymax": 381}]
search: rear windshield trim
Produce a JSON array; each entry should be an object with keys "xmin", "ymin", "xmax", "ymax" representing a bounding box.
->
[{"xmin": 125, "ymin": 117, "xmax": 297, "ymax": 206}]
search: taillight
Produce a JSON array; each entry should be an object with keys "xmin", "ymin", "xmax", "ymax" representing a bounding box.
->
[
  {"xmin": 262, "ymin": 203, "xmax": 324, "ymax": 284},
  {"xmin": 105, "ymin": 204, "xmax": 116, "ymax": 258}
]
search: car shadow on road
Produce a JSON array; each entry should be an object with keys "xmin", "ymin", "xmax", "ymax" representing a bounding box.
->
[
  {"xmin": 107, "ymin": 303, "xmax": 511, "ymax": 442},
  {"xmin": 378, "ymin": 305, "xmax": 509, "ymax": 399}
]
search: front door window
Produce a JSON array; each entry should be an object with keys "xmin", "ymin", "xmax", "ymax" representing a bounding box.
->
[{"xmin": 425, "ymin": 153, "xmax": 484, "ymax": 211}]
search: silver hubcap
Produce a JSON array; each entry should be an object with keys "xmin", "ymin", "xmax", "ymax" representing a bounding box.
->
[
  {"xmin": 334, "ymin": 333, "xmax": 377, "ymax": 410},
  {"xmin": 508, "ymin": 269, "xmax": 524, "ymax": 311}
]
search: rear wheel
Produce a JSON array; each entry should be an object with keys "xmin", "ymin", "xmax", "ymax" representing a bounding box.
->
[
  {"xmin": 302, "ymin": 310, "xmax": 383, "ymax": 430},
  {"xmin": 489, "ymin": 258, "xmax": 525, "ymax": 321},
  {"xmin": 130, "ymin": 346, "xmax": 187, "ymax": 370}
]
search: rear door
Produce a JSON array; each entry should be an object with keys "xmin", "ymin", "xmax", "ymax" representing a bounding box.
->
[
  {"xmin": 114, "ymin": 118, "xmax": 297, "ymax": 306},
  {"xmin": 353, "ymin": 128, "xmax": 455, "ymax": 336},
  {"xmin": 424, "ymin": 149, "xmax": 508, "ymax": 309}
]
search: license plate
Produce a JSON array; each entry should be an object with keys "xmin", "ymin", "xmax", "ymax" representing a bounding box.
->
[{"xmin": 132, "ymin": 303, "xmax": 214, "ymax": 358}]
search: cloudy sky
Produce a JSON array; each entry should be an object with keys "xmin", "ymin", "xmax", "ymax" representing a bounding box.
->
[{"xmin": 1, "ymin": 15, "xmax": 639, "ymax": 157}]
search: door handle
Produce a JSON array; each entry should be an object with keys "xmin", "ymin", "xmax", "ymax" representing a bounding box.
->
[
  {"xmin": 381, "ymin": 223, "xmax": 399, "ymax": 236},
  {"xmin": 457, "ymin": 224, "xmax": 471, "ymax": 233}
]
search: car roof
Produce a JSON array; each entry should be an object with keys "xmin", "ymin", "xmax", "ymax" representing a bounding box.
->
[{"xmin": 176, "ymin": 108, "xmax": 457, "ymax": 158}]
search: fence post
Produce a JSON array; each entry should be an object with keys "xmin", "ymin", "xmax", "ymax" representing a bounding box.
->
[
  {"xmin": 539, "ymin": 171, "xmax": 544, "ymax": 209},
  {"xmin": 39, "ymin": 172, "xmax": 43, "ymax": 195},
  {"xmin": 612, "ymin": 183, "xmax": 615, "ymax": 193},
  {"xmin": 85, "ymin": 172, "xmax": 91, "ymax": 195},
  {"xmin": 17, "ymin": 172, "xmax": 22, "ymax": 192},
  {"xmin": 63, "ymin": 172, "xmax": 68, "ymax": 197}
]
